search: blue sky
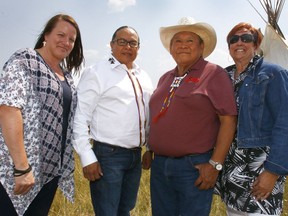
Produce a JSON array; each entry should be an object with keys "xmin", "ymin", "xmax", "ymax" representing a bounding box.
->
[{"xmin": 1, "ymin": 0, "xmax": 287, "ymax": 86}]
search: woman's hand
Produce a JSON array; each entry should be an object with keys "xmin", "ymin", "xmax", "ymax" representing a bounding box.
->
[
  {"xmin": 14, "ymin": 171, "xmax": 35, "ymax": 195},
  {"xmin": 251, "ymin": 170, "xmax": 279, "ymax": 201}
]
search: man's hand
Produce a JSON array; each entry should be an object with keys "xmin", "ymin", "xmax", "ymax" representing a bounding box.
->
[
  {"xmin": 251, "ymin": 170, "xmax": 279, "ymax": 201},
  {"xmin": 14, "ymin": 171, "xmax": 35, "ymax": 195},
  {"xmin": 83, "ymin": 162, "xmax": 103, "ymax": 181},
  {"xmin": 194, "ymin": 163, "xmax": 219, "ymax": 190},
  {"xmin": 142, "ymin": 151, "xmax": 153, "ymax": 170}
]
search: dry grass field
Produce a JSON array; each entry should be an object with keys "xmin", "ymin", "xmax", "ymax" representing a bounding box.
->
[{"xmin": 49, "ymin": 153, "xmax": 288, "ymax": 216}]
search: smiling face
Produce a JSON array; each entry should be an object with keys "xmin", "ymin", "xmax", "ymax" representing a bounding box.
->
[
  {"xmin": 228, "ymin": 28, "xmax": 256, "ymax": 65},
  {"xmin": 170, "ymin": 31, "xmax": 204, "ymax": 69},
  {"xmin": 110, "ymin": 27, "xmax": 139, "ymax": 69},
  {"xmin": 44, "ymin": 19, "xmax": 77, "ymax": 62}
]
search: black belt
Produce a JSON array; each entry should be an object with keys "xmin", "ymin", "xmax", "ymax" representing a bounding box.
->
[
  {"xmin": 93, "ymin": 140, "xmax": 141, "ymax": 151},
  {"xmin": 156, "ymin": 149, "xmax": 213, "ymax": 159}
]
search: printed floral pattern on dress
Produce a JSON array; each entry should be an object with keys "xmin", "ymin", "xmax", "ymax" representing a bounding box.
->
[{"xmin": 0, "ymin": 48, "xmax": 77, "ymax": 215}]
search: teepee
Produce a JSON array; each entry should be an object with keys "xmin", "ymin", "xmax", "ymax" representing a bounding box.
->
[{"xmin": 248, "ymin": 0, "xmax": 288, "ymax": 69}]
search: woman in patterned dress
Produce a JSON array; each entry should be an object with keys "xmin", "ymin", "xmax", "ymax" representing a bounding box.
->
[
  {"xmin": 215, "ymin": 22, "xmax": 288, "ymax": 216},
  {"xmin": 0, "ymin": 14, "xmax": 84, "ymax": 215}
]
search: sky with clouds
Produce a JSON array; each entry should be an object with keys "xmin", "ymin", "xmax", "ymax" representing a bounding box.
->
[{"xmin": 0, "ymin": 0, "xmax": 287, "ymax": 86}]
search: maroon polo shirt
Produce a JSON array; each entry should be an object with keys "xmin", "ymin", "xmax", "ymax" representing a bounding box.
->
[{"xmin": 148, "ymin": 58, "xmax": 237, "ymax": 157}]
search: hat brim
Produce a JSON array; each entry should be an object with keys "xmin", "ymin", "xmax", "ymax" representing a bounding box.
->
[{"xmin": 160, "ymin": 22, "xmax": 217, "ymax": 58}]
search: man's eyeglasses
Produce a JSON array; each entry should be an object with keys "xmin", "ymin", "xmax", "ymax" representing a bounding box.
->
[
  {"xmin": 229, "ymin": 34, "xmax": 254, "ymax": 45},
  {"xmin": 113, "ymin": 38, "xmax": 139, "ymax": 48}
]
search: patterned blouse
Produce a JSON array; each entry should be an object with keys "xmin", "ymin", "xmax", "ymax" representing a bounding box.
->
[
  {"xmin": 215, "ymin": 56, "xmax": 286, "ymax": 215},
  {"xmin": 0, "ymin": 48, "xmax": 77, "ymax": 215}
]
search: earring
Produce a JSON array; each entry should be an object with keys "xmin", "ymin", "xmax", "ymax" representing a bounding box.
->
[{"xmin": 43, "ymin": 41, "xmax": 46, "ymax": 47}]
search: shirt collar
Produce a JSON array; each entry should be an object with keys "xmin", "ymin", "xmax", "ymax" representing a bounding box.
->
[
  {"xmin": 170, "ymin": 57, "xmax": 206, "ymax": 77},
  {"xmin": 108, "ymin": 55, "xmax": 140, "ymax": 73}
]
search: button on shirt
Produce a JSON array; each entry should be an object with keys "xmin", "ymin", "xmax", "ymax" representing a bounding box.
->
[{"xmin": 73, "ymin": 56, "xmax": 153, "ymax": 167}]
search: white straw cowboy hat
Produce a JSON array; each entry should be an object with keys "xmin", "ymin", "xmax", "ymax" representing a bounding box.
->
[{"xmin": 159, "ymin": 17, "xmax": 217, "ymax": 58}]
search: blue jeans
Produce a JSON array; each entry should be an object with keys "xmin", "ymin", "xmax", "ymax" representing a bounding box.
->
[
  {"xmin": 151, "ymin": 152, "xmax": 213, "ymax": 216},
  {"xmin": 91, "ymin": 141, "xmax": 142, "ymax": 216}
]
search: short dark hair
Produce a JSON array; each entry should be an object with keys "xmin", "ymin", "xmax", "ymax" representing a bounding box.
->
[
  {"xmin": 111, "ymin": 26, "xmax": 140, "ymax": 44},
  {"xmin": 34, "ymin": 14, "xmax": 84, "ymax": 74}
]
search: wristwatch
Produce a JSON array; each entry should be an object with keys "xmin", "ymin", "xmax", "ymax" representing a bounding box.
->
[{"xmin": 209, "ymin": 159, "xmax": 223, "ymax": 171}]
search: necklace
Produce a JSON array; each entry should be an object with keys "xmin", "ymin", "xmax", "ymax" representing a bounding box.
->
[{"xmin": 152, "ymin": 70, "xmax": 189, "ymax": 123}]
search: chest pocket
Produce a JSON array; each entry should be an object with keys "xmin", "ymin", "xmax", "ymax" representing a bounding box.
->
[
  {"xmin": 172, "ymin": 82, "xmax": 206, "ymax": 111},
  {"xmin": 249, "ymin": 73, "xmax": 271, "ymax": 106},
  {"xmin": 174, "ymin": 81, "xmax": 199, "ymax": 98}
]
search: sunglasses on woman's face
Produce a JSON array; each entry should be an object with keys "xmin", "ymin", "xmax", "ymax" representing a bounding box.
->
[{"xmin": 229, "ymin": 34, "xmax": 254, "ymax": 45}]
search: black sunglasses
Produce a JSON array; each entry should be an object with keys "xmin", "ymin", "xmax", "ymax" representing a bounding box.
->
[{"xmin": 229, "ymin": 34, "xmax": 254, "ymax": 44}]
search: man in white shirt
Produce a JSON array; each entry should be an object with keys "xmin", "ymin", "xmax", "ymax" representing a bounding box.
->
[{"xmin": 73, "ymin": 26, "xmax": 153, "ymax": 216}]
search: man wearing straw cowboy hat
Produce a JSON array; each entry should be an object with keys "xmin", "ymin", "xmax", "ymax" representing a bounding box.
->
[{"xmin": 143, "ymin": 17, "xmax": 237, "ymax": 215}]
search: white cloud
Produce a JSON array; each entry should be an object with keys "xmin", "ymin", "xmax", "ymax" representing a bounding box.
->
[
  {"xmin": 83, "ymin": 49, "xmax": 100, "ymax": 67},
  {"xmin": 107, "ymin": 0, "xmax": 136, "ymax": 13},
  {"xmin": 207, "ymin": 48, "xmax": 233, "ymax": 68}
]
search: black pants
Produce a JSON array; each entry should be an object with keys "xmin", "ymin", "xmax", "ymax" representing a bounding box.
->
[
  {"xmin": 0, "ymin": 182, "xmax": 18, "ymax": 216},
  {"xmin": 24, "ymin": 177, "xmax": 59, "ymax": 216},
  {"xmin": 0, "ymin": 177, "xmax": 59, "ymax": 216}
]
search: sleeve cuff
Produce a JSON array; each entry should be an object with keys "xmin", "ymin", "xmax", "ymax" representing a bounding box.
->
[
  {"xmin": 78, "ymin": 149, "xmax": 98, "ymax": 167},
  {"xmin": 264, "ymin": 160, "xmax": 288, "ymax": 176}
]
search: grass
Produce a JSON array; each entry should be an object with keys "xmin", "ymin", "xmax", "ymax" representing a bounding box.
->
[{"xmin": 49, "ymin": 152, "xmax": 288, "ymax": 216}]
